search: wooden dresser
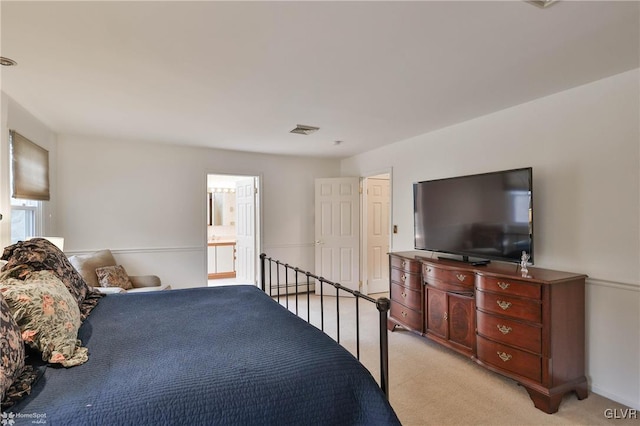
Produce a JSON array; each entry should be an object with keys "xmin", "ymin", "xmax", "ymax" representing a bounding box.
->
[
  {"xmin": 389, "ymin": 255, "xmax": 423, "ymax": 333},
  {"xmin": 388, "ymin": 251, "xmax": 588, "ymax": 414}
]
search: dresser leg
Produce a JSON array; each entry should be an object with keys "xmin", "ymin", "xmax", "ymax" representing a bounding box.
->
[
  {"xmin": 524, "ymin": 388, "xmax": 562, "ymax": 414},
  {"xmin": 524, "ymin": 379, "xmax": 589, "ymax": 414},
  {"xmin": 574, "ymin": 380, "xmax": 589, "ymax": 400},
  {"xmin": 387, "ymin": 319, "xmax": 398, "ymax": 331}
]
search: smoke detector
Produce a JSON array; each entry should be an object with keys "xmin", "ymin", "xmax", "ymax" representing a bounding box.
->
[{"xmin": 290, "ymin": 124, "xmax": 319, "ymax": 135}]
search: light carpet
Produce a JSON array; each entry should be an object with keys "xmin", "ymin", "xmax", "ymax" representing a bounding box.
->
[{"xmin": 275, "ymin": 292, "xmax": 635, "ymax": 426}]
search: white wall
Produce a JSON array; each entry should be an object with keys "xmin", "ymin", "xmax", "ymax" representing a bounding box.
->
[
  {"xmin": 341, "ymin": 69, "xmax": 640, "ymax": 409},
  {"xmin": 56, "ymin": 135, "xmax": 339, "ymax": 288},
  {"xmin": 0, "ymin": 93, "xmax": 59, "ymax": 248}
]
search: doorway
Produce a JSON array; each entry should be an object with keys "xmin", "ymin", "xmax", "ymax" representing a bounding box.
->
[
  {"xmin": 206, "ymin": 174, "xmax": 260, "ymax": 286},
  {"xmin": 313, "ymin": 173, "xmax": 392, "ymax": 296},
  {"xmin": 362, "ymin": 172, "xmax": 391, "ymax": 295}
]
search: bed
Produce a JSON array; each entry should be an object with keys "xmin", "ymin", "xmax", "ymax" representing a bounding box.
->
[{"xmin": 1, "ymin": 240, "xmax": 399, "ymax": 425}]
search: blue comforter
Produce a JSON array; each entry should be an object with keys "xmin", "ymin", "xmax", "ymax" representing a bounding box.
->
[{"xmin": 10, "ymin": 286, "xmax": 400, "ymax": 425}]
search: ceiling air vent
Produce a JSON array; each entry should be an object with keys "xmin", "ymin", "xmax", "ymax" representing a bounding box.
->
[
  {"xmin": 0, "ymin": 57, "xmax": 17, "ymax": 66},
  {"xmin": 290, "ymin": 124, "xmax": 319, "ymax": 135},
  {"xmin": 526, "ymin": 0, "xmax": 558, "ymax": 8}
]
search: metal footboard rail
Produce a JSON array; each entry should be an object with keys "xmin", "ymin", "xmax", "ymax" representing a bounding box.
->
[{"xmin": 259, "ymin": 253, "xmax": 390, "ymax": 399}]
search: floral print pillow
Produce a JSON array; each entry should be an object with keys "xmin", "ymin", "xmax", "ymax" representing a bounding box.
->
[
  {"xmin": 0, "ymin": 297, "xmax": 24, "ymax": 401},
  {"xmin": 1, "ymin": 270, "xmax": 88, "ymax": 367},
  {"xmin": 1, "ymin": 238, "xmax": 103, "ymax": 319},
  {"xmin": 95, "ymin": 265, "xmax": 133, "ymax": 290}
]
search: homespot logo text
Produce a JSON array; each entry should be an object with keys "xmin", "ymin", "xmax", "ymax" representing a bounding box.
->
[{"xmin": 1, "ymin": 412, "xmax": 47, "ymax": 425}]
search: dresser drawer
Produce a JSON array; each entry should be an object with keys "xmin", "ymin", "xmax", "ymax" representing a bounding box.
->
[
  {"xmin": 476, "ymin": 290, "xmax": 541, "ymax": 323},
  {"xmin": 477, "ymin": 336, "xmax": 541, "ymax": 382},
  {"xmin": 423, "ymin": 263, "xmax": 474, "ymax": 289},
  {"xmin": 390, "ymin": 301, "xmax": 422, "ymax": 331},
  {"xmin": 477, "ymin": 310, "xmax": 541, "ymax": 353},
  {"xmin": 390, "ymin": 268, "xmax": 421, "ymax": 290},
  {"xmin": 390, "ymin": 255, "xmax": 422, "ymax": 274},
  {"xmin": 425, "ymin": 277, "xmax": 474, "ymax": 295},
  {"xmin": 391, "ymin": 282, "xmax": 422, "ymax": 310},
  {"xmin": 476, "ymin": 275, "xmax": 541, "ymax": 299}
]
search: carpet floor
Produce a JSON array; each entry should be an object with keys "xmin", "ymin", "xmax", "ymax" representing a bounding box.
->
[{"xmin": 274, "ymin": 291, "xmax": 635, "ymax": 426}]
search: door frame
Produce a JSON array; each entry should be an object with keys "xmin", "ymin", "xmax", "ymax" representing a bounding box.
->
[
  {"xmin": 205, "ymin": 173, "xmax": 262, "ymax": 286},
  {"xmin": 360, "ymin": 168, "xmax": 393, "ymax": 295}
]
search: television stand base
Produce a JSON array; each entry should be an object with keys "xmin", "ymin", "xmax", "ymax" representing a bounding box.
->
[{"xmin": 437, "ymin": 255, "xmax": 491, "ymax": 266}]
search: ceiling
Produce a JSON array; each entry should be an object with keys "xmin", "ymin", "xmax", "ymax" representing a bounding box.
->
[{"xmin": 1, "ymin": 1, "xmax": 638, "ymax": 159}]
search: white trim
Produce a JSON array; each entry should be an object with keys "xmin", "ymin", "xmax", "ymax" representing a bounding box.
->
[
  {"xmin": 65, "ymin": 246, "xmax": 203, "ymax": 256},
  {"xmin": 262, "ymin": 243, "xmax": 314, "ymax": 250},
  {"xmin": 586, "ymin": 277, "xmax": 639, "ymax": 292},
  {"xmin": 591, "ymin": 385, "xmax": 640, "ymax": 411},
  {"xmin": 267, "ymin": 283, "xmax": 315, "ymax": 295}
]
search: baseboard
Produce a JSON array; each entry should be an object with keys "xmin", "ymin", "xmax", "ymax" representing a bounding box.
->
[
  {"xmin": 591, "ymin": 385, "xmax": 640, "ymax": 410},
  {"xmin": 267, "ymin": 283, "xmax": 315, "ymax": 296}
]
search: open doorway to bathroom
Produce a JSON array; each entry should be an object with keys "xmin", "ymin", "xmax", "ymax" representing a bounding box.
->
[{"xmin": 206, "ymin": 174, "xmax": 260, "ymax": 287}]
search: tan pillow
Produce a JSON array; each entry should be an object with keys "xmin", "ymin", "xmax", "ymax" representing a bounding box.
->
[
  {"xmin": 68, "ymin": 249, "xmax": 117, "ymax": 288},
  {"xmin": 95, "ymin": 265, "xmax": 133, "ymax": 290}
]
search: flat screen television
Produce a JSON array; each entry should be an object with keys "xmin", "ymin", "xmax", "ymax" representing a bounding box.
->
[{"xmin": 413, "ymin": 167, "xmax": 533, "ymax": 265}]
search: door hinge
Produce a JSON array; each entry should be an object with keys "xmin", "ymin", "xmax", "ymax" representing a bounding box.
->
[{"xmin": 358, "ymin": 280, "xmax": 363, "ymax": 291}]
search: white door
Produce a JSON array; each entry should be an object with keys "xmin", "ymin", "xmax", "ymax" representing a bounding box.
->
[
  {"xmin": 314, "ymin": 177, "xmax": 360, "ymax": 296},
  {"xmin": 365, "ymin": 177, "xmax": 390, "ymax": 294},
  {"xmin": 235, "ymin": 178, "xmax": 256, "ymax": 284}
]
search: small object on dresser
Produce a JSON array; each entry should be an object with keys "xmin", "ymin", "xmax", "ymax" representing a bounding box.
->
[{"xmin": 520, "ymin": 251, "xmax": 530, "ymax": 277}]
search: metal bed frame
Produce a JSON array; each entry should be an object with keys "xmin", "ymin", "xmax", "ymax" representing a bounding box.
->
[{"xmin": 259, "ymin": 253, "xmax": 391, "ymax": 399}]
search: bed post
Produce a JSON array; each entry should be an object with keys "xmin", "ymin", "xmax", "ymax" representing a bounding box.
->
[
  {"xmin": 260, "ymin": 253, "xmax": 266, "ymax": 292},
  {"xmin": 376, "ymin": 297, "xmax": 391, "ymax": 399}
]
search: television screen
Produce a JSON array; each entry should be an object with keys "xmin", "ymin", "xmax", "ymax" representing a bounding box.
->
[{"xmin": 413, "ymin": 167, "xmax": 533, "ymax": 264}]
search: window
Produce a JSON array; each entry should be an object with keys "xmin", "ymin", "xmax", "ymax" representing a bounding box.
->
[
  {"xmin": 509, "ymin": 190, "xmax": 531, "ymax": 224},
  {"xmin": 10, "ymin": 198, "xmax": 40, "ymax": 244},
  {"xmin": 8, "ymin": 131, "xmax": 48, "ymax": 244}
]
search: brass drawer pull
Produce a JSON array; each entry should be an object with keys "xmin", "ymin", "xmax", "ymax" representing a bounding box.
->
[
  {"xmin": 456, "ymin": 274, "xmax": 467, "ymax": 282},
  {"xmin": 497, "ymin": 351, "xmax": 512, "ymax": 362},
  {"xmin": 496, "ymin": 300, "xmax": 512, "ymax": 310},
  {"xmin": 401, "ymin": 274, "xmax": 406, "ymax": 282},
  {"xmin": 443, "ymin": 312, "xmax": 448, "ymax": 321},
  {"xmin": 401, "ymin": 291, "xmax": 407, "ymax": 298},
  {"xmin": 401, "ymin": 260, "xmax": 406, "ymax": 268},
  {"xmin": 497, "ymin": 281, "xmax": 510, "ymax": 290},
  {"xmin": 401, "ymin": 311, "xmax": 408, "ymax": 318},
  {"xmin": 497, "ymin": 324, "xmax": 512, "ymax": 335},
  {"xmin": 426, "ymin": 267, "xmax": 432, "ymax": 273}
]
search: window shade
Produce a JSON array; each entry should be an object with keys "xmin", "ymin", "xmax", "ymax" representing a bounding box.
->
[{"xmin": 10, "ymin": 130, "xmax": 50, "ymax": 201}]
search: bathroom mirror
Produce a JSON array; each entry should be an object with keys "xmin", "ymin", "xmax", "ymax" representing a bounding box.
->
[{"xmin": 208, "ymin": 189, "xmax": 236, "ymax": 227}]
